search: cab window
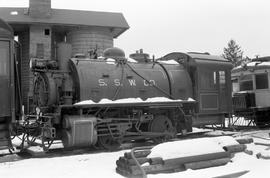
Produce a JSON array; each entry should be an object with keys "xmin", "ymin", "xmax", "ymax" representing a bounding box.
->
[
  {"xmin": 239, "ymin": 75, "xmax": 253, "ymax": 91},
  {"xmin": 200, "ymin": 70, "xmax": 217, "ymax": 90},
  {"xmin": 0, "ymin": 41, "xmax": 9, "ymax": 76},
  {"xmin": 255, "ymin": 73, "xmax": 268, "ymax": 89}
]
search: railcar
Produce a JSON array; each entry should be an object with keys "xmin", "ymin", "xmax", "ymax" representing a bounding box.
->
[
  {"xmin": 0, "ymin": 19, "xmax": 15, "ymax": 150},
  {"xmin": 232, "ymin": 57, "xmax": 270, "ymax": 127},
  {"xmin": 0, "ymin": 18, "xmax": 233, "ymax": 151}
]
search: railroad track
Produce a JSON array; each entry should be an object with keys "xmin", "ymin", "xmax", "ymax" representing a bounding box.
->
[
  {"xmin": 1, "ymin": 127, "xmax": 269, "ymax": 163},
  {"xmin": 0, "ymin": 130, "xmax": 210, "ymax": 162}
]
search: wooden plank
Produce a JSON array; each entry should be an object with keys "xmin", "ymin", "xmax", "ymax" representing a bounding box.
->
[
  {"xmin": 184, "ymin": 158, "xmax": 231, "ymax": 170},
  {"xmin": 235, "ymin": 138, "xmax": 253, "ymax": 144},
  {"xmin": 244, "ymin": 149, "xmax": 253, "ymax": 155},
  {"xmin": 223, "ymin": 144, "xmax": 246, "ymax": 153},
  {"xmin": 149, "ymin": 157, "xmax": 163, "ymax": 165},
  {"xmin": 256, "ymin": 153, "xmax": 270, "ymax": 159},
  {"xmin": 164, "ymin": 151, "xmax": 231, "ymax": 165},
  {"xmin": 213, "ymin": 170, "xmax": 250, "ymax": 178},
  {"xmin": 119, "ymin": 156, "xmax": 149, "ymax": 165},
  {"xmin": 116, "ymin": 167, "xmax": 130, "ymax": 177},
  {"xmin": 117, "ymin": 156, "xmax": 163, "ymax": 166},
  {"xmin": 128, "ymin": 152, "xmax": 231, "ymax": 176},
  {"xmin": 129, "ymin": 162, "xmax": 186, "ymax": 175},
  {"xmin": 124, "ymin": 150, "xmax": 151, "ymax": 159},
  {"xmin": 116, "ymin": 160, "xmax": 128, "ymax": 170},
  {"xmin": 254, "ymin": 142, "xmax": 270, "ymax": 147}
]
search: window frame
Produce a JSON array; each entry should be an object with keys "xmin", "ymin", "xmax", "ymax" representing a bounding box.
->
[
  {"xmin": 255, "ymin": 73, "xmax": 269, "ymax": 90},
  {"xmin": 239, "ymin": 74, "xmax": 253, "ymax": 91}
]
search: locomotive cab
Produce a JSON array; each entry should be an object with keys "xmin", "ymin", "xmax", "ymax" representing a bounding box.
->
[{"xmin": 161, "ymin": 52, "xmax": 233, "ymax": 126}]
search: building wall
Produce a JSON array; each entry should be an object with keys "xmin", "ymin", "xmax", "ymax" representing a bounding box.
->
[
  {"xmin": 18, "ymin": 25, "xmax": 52, "ymax": 111},
  {"xmin": 30, "ymin": 25, "xmax": 51, "ymax": 60},
  {"xmin": 66, "ymin": 27, "xmax": 113, "ymax": 57},
  {"xmin": 28, "ymin": 25, "xmax": 52, "ymax": 107}
]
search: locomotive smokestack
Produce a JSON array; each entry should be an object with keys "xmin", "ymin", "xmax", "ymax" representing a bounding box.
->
[
  {"xmin": 29, "ymin": 0, "xmax": 51, "ymax": 18},
  {"xmin": 57, "ymin": 42, "xmax": 72, "ymax": 71}
]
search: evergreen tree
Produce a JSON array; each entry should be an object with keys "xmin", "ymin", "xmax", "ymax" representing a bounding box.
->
[{"xmin": 222, "ymin": 39, "xmax": 243, "ymax": 67}]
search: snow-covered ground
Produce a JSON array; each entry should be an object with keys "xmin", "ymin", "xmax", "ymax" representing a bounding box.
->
[{"xmin": 0, "ymin": 128, "xmax": 269, "ymax": 178}]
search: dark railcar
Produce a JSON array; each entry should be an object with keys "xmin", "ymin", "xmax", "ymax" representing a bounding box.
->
[{"xmin": 0, "ymin": 19, "xmax": 15, "ymax": 150}]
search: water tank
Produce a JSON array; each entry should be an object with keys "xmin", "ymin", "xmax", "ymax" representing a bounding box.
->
[{"xmin": 66, "ymin": 27, "xmax": 113, "ymax": 57}]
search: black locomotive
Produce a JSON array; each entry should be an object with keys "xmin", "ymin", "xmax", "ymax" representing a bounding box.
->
[{"xmin": 0, "ymin": 18, "xmax": 233, "ymax": 151}]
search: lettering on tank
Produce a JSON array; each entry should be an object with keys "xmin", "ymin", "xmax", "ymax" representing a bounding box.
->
[{"xmin": 98, "ymin": 79, "xmax": 156, "ymax": 87}]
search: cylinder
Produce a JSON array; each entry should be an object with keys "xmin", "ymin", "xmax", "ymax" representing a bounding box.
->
[
  {"xmin": 57, "ymin": 42, "xmax": 72, "ymax": 71},
  {"xmin": 66, "ymin": 27, "xmax": 113, "ymax": 57},
  {"xmin": 62, "ymin": 115, "xmax": 98, "ymax": 148}
]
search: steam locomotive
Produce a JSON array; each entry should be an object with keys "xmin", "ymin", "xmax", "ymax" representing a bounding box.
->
[{"xmin": 0, "ymin": 18, "xmax": 233, "ymax": 151}]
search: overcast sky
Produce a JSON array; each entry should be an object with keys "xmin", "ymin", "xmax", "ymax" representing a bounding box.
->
[{"xmin": 1, "ymin": 0, "xmax": 270, "ymax": 58}]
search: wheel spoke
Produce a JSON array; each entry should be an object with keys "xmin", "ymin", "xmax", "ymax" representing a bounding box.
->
[
  {"xmin": 97, "ymin": 135, "xmax": 120, "ymax": 151},
  {"xmin": 148, "ymin": 115, "xmax": 175, "ymax": 143}
]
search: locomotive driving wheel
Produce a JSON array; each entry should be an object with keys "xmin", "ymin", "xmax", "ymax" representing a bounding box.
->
[
  {"xmin": 97, "ymin": 135, "xmax": 120, "ymax": 151},
  {"xmin": 148, "ymin": 115, "xmax": 175, "ymax": 143}
]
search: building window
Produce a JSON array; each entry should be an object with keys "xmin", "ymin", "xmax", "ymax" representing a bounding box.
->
[
  {"xmin": 44, "ymin": 29, "xmax": 50, "ymax": 36},
  {"xmin": 239, "ymin": 74, "xmax": 253, "ymax": 91},
  {"xmin": 36, "ymin": 43, "xmax": 44, "ymax": 58},
  {"xmin": 255, "ymin": 73, "xmax": 268, "ymax": 89}
]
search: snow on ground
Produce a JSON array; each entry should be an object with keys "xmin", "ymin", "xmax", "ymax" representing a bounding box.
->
[
  {"xmin": 0, "ymin": 151, "xmax": 127, "ymax": 178},
  {"xmin": 0, "ymin": 129, "xmax": 270, "ymax": 178}
]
